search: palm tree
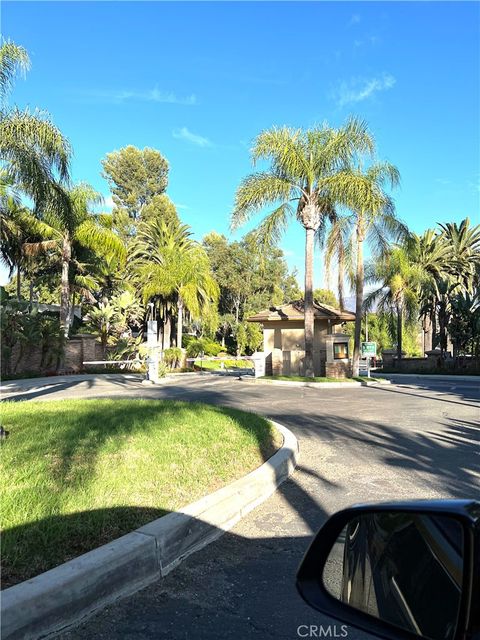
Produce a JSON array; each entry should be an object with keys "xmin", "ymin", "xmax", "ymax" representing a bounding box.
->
[
  {"xmin": 231, "ymin": 118, "xmax": 374, "ymax": 377},
  {"xmin": 405, "ymin": 229, "xmax": 449, "ymax": 352},
  {"xmin": 131, "ymin": 217, "xmax": 219, "ymax": 349},
  {"xmin": 0, "ymin": 40, "xmax": 29, "ymax": 99},
  {"xmin": 365, "ymin": 246, "xmax": 424, "ymax": 359},
  {"xmin": 323, "ymin": 162, "xmax": 404, "ymax": 376},
  {"xmin": 0, "ymin": 40, "xmax": 71, "ymax": 216},
  {"xmin": 84, "ymin": 302, "xmax": 118, "ymax": 357},
  {"xmin": 23, "ymin": 184, "xmax": 126, "ymax": 336},
  {"xmin": 323, "ymin": 214, "xmax": 353, "ymax": 309},
  {"xmin": 439, "ymin": 218, "xmax": 480, "ymax": 290}
]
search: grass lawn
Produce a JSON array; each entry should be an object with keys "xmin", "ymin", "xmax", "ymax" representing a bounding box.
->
[
  {"xmin": 0, "ymin": 399, "xmax": 280, "ymax": 587},
  {"xmin": 193, "ymin": 358, "xmax": 252, "ymax": 371}
]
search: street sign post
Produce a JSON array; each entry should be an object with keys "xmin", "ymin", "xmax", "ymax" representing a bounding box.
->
[{"xmin": 361, "ymin": 342, "xmax": 377, "ymax": 378}]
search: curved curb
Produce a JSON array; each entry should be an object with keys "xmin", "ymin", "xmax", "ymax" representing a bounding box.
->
[{"xmin": 1, "ymin": 421, "xmax": 298, "ymax": 640}]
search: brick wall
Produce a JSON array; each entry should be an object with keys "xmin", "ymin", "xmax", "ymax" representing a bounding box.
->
[
  {"xmin": 325, "ymin": 361, "xmax": 351, "ymax": 379},
  {"xmin": 5, "ymin": 335, "xmax": 102, "ymax": 376}
]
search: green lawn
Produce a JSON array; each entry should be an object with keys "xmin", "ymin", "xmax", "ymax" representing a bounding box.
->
[
  {"xmin": 0, "ymin": 399, "xmax": 280, "ymax": 587},
  {"xmin": 193, "ymin": 358, "xmax": 252, "ymax": 371}
]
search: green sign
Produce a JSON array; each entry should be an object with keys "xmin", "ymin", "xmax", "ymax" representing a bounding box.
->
[{"xmin": 361, "ymin": 342, "xmax": 377, "ymax": 357}]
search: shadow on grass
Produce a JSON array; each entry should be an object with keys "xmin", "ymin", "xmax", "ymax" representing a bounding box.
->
[
  {"xmin": 4, "ymin": 400, "xmax": 277, "ymax": 495},
  {"xmin": 1, "ymin": 506, "xmax": 169, "ymax": 589},
  {"xmin": 1, "ymin": 399, "xmax": 279, "ymax": 588}
]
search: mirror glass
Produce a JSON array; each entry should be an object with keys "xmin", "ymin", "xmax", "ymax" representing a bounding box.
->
[{"xmin": 322, "ymin": 512, "xmax": 464, "ymax": 640}]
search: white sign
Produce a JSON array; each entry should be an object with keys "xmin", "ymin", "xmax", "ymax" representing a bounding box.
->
[{"xmin": 252, "ymin": 353, "xmax": 266, "ymax": 378}]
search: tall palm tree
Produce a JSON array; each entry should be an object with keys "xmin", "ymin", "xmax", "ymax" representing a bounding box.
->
[
  {"xmin": 23, "ymin": 184, "xmax": 126, "ymax": 336},
  {"xmin": 231, "ymin": 118, "xmax": 374, "ymax": 377},
  {"xmin": 0, "ymin": 40, "xmax": 71, "ymax": 216},
  {"xmin": 132, "ymin": 217, "xmax": 219, "ymax": 349},
  {"xmin": 323, "ymin": 162, "xmax": 404, "ymax": 376},
  {"xmin": 405, "ymin": 229, "xmax": 449, "ymax": 352},
  {"xmin": 323, "ymin": 214, "xmax": 353, "ymax": 309},
  {"xmin": 365, "ymin": 246, "xmax": 424, "ymax": 359}
]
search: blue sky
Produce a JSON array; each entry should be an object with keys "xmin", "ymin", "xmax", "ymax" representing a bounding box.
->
[{"xmin": 2, "ymin": 1, "xmax": 479, "ymax": 288}]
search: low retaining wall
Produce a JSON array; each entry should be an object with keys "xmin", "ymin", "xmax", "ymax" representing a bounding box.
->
[
  {"xmin": 5, "ymin": 335, "xmax": 104, "ymax": 377},
  {"xmin": 382, "ymin": 355, "xmax": 480, "ymax": 375},
  {"xmin": 1, "ymin": 421, "xmax": 298, "ymax": 640}
]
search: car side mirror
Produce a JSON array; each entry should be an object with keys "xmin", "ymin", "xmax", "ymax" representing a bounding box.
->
[{"xmin": 297, "ymin": 501, "xmax": 480, "ymax": 640}]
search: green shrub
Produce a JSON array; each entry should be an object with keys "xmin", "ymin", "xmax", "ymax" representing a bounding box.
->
[
  {"xmin": 186, "ymin": 338, "xmax": 223, "ymax": 357},
  {"xmin": 163, "ymin": 347, "xmax": 182, "ymax": 368}
]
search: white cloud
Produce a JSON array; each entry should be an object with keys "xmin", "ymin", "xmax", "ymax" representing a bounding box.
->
[
  {"xmin": 172, "ymin": 127, "xmax": 212, "ymax": 147},
  {"xmin": 348, "ymin": 14, "xmax": 361, "ymax": 26},
  {"xmin": 175, "ymin": 203, "xmax": 189, "ymax": 210},
  {"xmin": 333, "ymin": 73, "xmax": 396, "ymax": 107},
  {"xmin": 84, "ymin": 86, "xmax": 197, "ymax": 106}
]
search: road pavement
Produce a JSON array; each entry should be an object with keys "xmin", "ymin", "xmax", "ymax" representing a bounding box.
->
[{"xmin": 2, "ymin": 375, "xmax": 479, "ymax": 640}]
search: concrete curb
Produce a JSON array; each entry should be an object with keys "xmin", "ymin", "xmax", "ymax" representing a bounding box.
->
[
  {"xmin": 1, "ymin": 421, "xmax": 298, "ymax": 640},
  {"xmin": 242, "ymin": 378, "xmax": 390, "ymax": 389}
]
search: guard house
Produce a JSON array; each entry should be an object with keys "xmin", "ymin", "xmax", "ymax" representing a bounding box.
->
[{"xmin": 247, "ymin": 300, "xmax": 355, "ymax": 378}]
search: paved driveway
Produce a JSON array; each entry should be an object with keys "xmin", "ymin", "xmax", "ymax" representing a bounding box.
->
[{"xmin": 3, "ymin": 375, "xmax": 479, "ymax": 640}]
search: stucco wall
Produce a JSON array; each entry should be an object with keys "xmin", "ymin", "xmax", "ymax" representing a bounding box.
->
[{"xmin": 262, "ymin": 319, "xmax": 340, "ymax": 353}]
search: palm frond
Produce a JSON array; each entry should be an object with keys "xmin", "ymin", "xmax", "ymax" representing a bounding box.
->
[
  {"xmin": 231, "ymin": 172, "xmax": 294, "ymax": 229},
  {"xmin": 0, "ymin": 39, "xmax": 30, "ymax": 99}
]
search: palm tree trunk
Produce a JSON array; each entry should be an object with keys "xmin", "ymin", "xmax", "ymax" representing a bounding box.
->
[
  {"xmin": 338, "ymin": 243, "xmax": 345, "ymax": 309},
  {"xmin": 396, "ymin": 302, "xmax": 403, "ymax": 359},
  {"xmin": 16, "ymin": 268, "xmax": 21, "ymax": 301},
  {"xmin": 163, "ymin": 312, "xmax": 172, "ymax": 350},
  {"xmin": 304, "ymin": 227, "xmax": 315, "ymax": 377},
  {"xmin": 423, "ymin": 313, "xmax": 432, "ymax": 354},
  {"xmin": 352, "ymin": 227, "xmax": 364, "ymax": 378},
  {"xmin": 29, "ymin": 278, "xmax": 34, "ymax": 307},
  {"xmin": 176, "ymin": 296, "xmax": 183, "ymax": 349},
  {"xmin": 59, "ymin": 236, "xmax": 71, "ymax": 338}
]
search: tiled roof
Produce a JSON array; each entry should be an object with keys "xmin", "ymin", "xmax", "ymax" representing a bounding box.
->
[{"xmin": 247, "ymin": 300, "xmax": 355, "ymax": 322}]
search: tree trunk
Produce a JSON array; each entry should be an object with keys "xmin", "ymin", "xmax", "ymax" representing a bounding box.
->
[
  {"xmin": 396, "ymin": 302, "xmax": 403, "ymax": 359},
  {"xmin": 423, "ymin": 313, "xmax": 433, "ymax": 354},
  {"xmin": 163, "ymin": 312, "xmax": 172, "ymax": 350},
  {"xmin": 352, "ymin": 227, "xmax": 364, "ymax": 378},
  {"xmin": 176, "ymin": 296, "xmax": 183, "ymax": 350},
  {"xmin": 16, "ymin": 268, "xmax": 21, "ymax": 301},
  {"xmin": 60, "ymin": 236, "xmax": 71, "ymax": 338},
  {"xmin": 338, "ymin": 244, "xmax": 345, "ymax": 309},
  {"xmin": 29, "ymin": 279, "xmax": 34, "ymax": 308},
  {"xmin": 431, "ymin": 309, "xmax": 437, "ymax": 350},
  {"xmin": 304, "ymin": 227, "xmax": 315, "ymax": 377}
]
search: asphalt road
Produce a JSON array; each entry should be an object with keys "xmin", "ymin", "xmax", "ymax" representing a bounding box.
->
[{"xmin": 3, "ymin": 375, "xmax": 479, "ymax": 640}]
